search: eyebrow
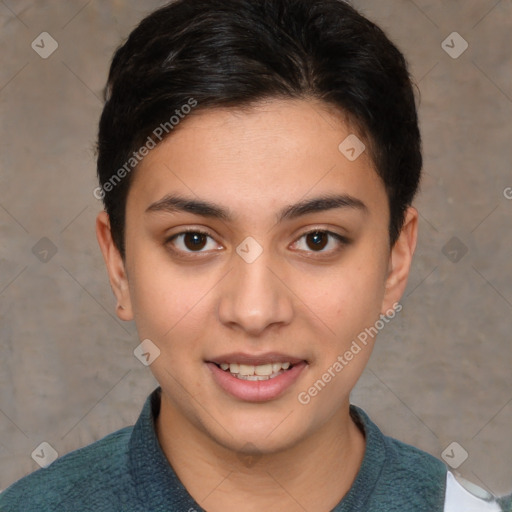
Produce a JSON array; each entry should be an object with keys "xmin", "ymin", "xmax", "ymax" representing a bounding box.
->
[{"xmin": 145, "ymin": 193, "xmax": 367, "ymax": 223}]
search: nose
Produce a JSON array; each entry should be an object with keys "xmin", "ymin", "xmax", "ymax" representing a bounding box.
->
[{"xmin": 216, "ymin": 245, "xmax": 294, "ymax": 337}]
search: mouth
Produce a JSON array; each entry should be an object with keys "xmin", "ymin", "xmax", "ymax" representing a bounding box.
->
[
  {"xmin": 206, "ymin": 353, "xmax": 308, "ymax": 402},
  {"xmin": 212, "ymin": 361, "xmax": 297, "ymax": 381}
]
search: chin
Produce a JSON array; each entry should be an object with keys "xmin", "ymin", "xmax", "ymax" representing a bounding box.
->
[{"xmin": 207, "ymin": 410, "xmax": 309, "ymax": 455}]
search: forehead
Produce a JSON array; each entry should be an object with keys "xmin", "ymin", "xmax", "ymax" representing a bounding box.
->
[{"xmin": 127, "ymin": 98, "xmax": 386, "ymax": 220}]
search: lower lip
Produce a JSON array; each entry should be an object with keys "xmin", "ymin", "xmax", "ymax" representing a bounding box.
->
[{"xmin": 207, "ymin": 362, "xmax": 307, "ymax": 402}]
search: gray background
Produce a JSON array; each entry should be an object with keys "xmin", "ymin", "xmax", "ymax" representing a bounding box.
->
[{"xmin": 1, "ymin": 0, "xmax": 511, "ymax": 498}]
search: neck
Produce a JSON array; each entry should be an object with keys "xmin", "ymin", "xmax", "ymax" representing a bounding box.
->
[{"xmin": 156, "ymin": 394, "xmax": 366, "ymax": 512}]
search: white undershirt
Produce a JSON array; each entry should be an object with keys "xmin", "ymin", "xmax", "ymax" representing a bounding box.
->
[{"xmin": 444, "ymin": 471, "xmax": 501, "ymax": 511}]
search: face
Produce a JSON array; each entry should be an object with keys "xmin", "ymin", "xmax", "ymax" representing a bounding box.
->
[{"xmin": 97, "ymin": 98, "xmax": 417, "ymax": 455}]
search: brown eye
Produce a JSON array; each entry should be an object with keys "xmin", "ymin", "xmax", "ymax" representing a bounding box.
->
[
  {"xmin": 292, "ymin": 229, "xmax": 349, "ymax": 255},
  {"xmin": 305, "ymin": 231, "xmax": 329, "ymax": 251},
  {"xmin": 183, "ymin": 232, "xmax": 208, "ymax": 251},
  {"xmin": 167, "ymin": 230, "xmax": 220, "ymax": 254}
]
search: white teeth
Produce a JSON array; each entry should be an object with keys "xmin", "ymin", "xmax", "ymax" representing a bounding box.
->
[
  {"xmin": 255, "ymin": 364, "xmax": 273, "ymax": 376},
  {"xmin": 218, "ymin": 362, "xmax": 293, "ymax": 378},
  {"xmin": 238, "ymin": 364, "xmax": 254, "ymax": 376},
  {"xmin": 238, "ymin": 374, "xmax": 271, "ymax": 381}
]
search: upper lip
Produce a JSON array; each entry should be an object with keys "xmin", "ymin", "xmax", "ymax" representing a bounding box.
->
[{"xmin": 207, "ymin": 352, "xmax": 307, "ymax": 366}]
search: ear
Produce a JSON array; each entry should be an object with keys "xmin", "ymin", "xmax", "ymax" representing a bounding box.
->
[
  {"xmin": 95, "ymin": 211, "xmax": 134, "ymax": 321},
  {"xmin": 381, "ymin": 206, "xmax": 418, "ymax": 314}
]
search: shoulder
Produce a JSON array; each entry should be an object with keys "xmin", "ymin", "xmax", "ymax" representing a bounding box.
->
[
  {"xmin": 348, "ymin": 405, "xmax": 447, "ymax": 511},
  {"xmin": 350, "ymin": 406, "xmax": 512, "ymax": 512},
  {"xmin": 378, "ymin": 430, "xmax": 448, "ymax": 507},
  {"xmin": 381, "ymin": 430, "xmax": 447, "ymax": 480},
  {"xmin": 352, "ymin": 405, "xmax": 447, "ymax": 484},
  {"xmin": 0, "ymin": 426, "xmax": 137, "ymax": 512}
]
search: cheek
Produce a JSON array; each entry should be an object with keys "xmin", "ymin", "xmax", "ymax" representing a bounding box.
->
[
  {"xmin": 295, "ymin": 262, "xmax": 387, "ymax": 412},
  {"xmin": 128, "ymin": 261, "xmax": 214, "ymax": 394},
  {"xmin": 127, "ymin": 246, "xmax": 212, "ymax": 344},
  {"xmin": 296, "ymin": 256, "xmax": 387, "ymax": 341}
]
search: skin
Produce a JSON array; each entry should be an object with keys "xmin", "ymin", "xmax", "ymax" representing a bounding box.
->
[{"xmin": 96, "ymin": 98, "xmax": 418, "ymax": 512}]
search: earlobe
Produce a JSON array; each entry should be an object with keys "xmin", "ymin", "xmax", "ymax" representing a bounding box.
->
[
  {"xmin": 381, "ymin": 207, "xmax": 418, "ymax": 314},
  {"xmin": 95, "ymin": 211, "xmax": 134, "ymax": 321}
]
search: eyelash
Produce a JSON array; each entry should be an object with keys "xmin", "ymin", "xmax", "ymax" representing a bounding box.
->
[
  {"xmin": 302, "ymin": 230, "xmax": 350, "ymax": 253},
  {"xmin": 165, "ymin": 228, "xmax": 350, "ymax": 258}
]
